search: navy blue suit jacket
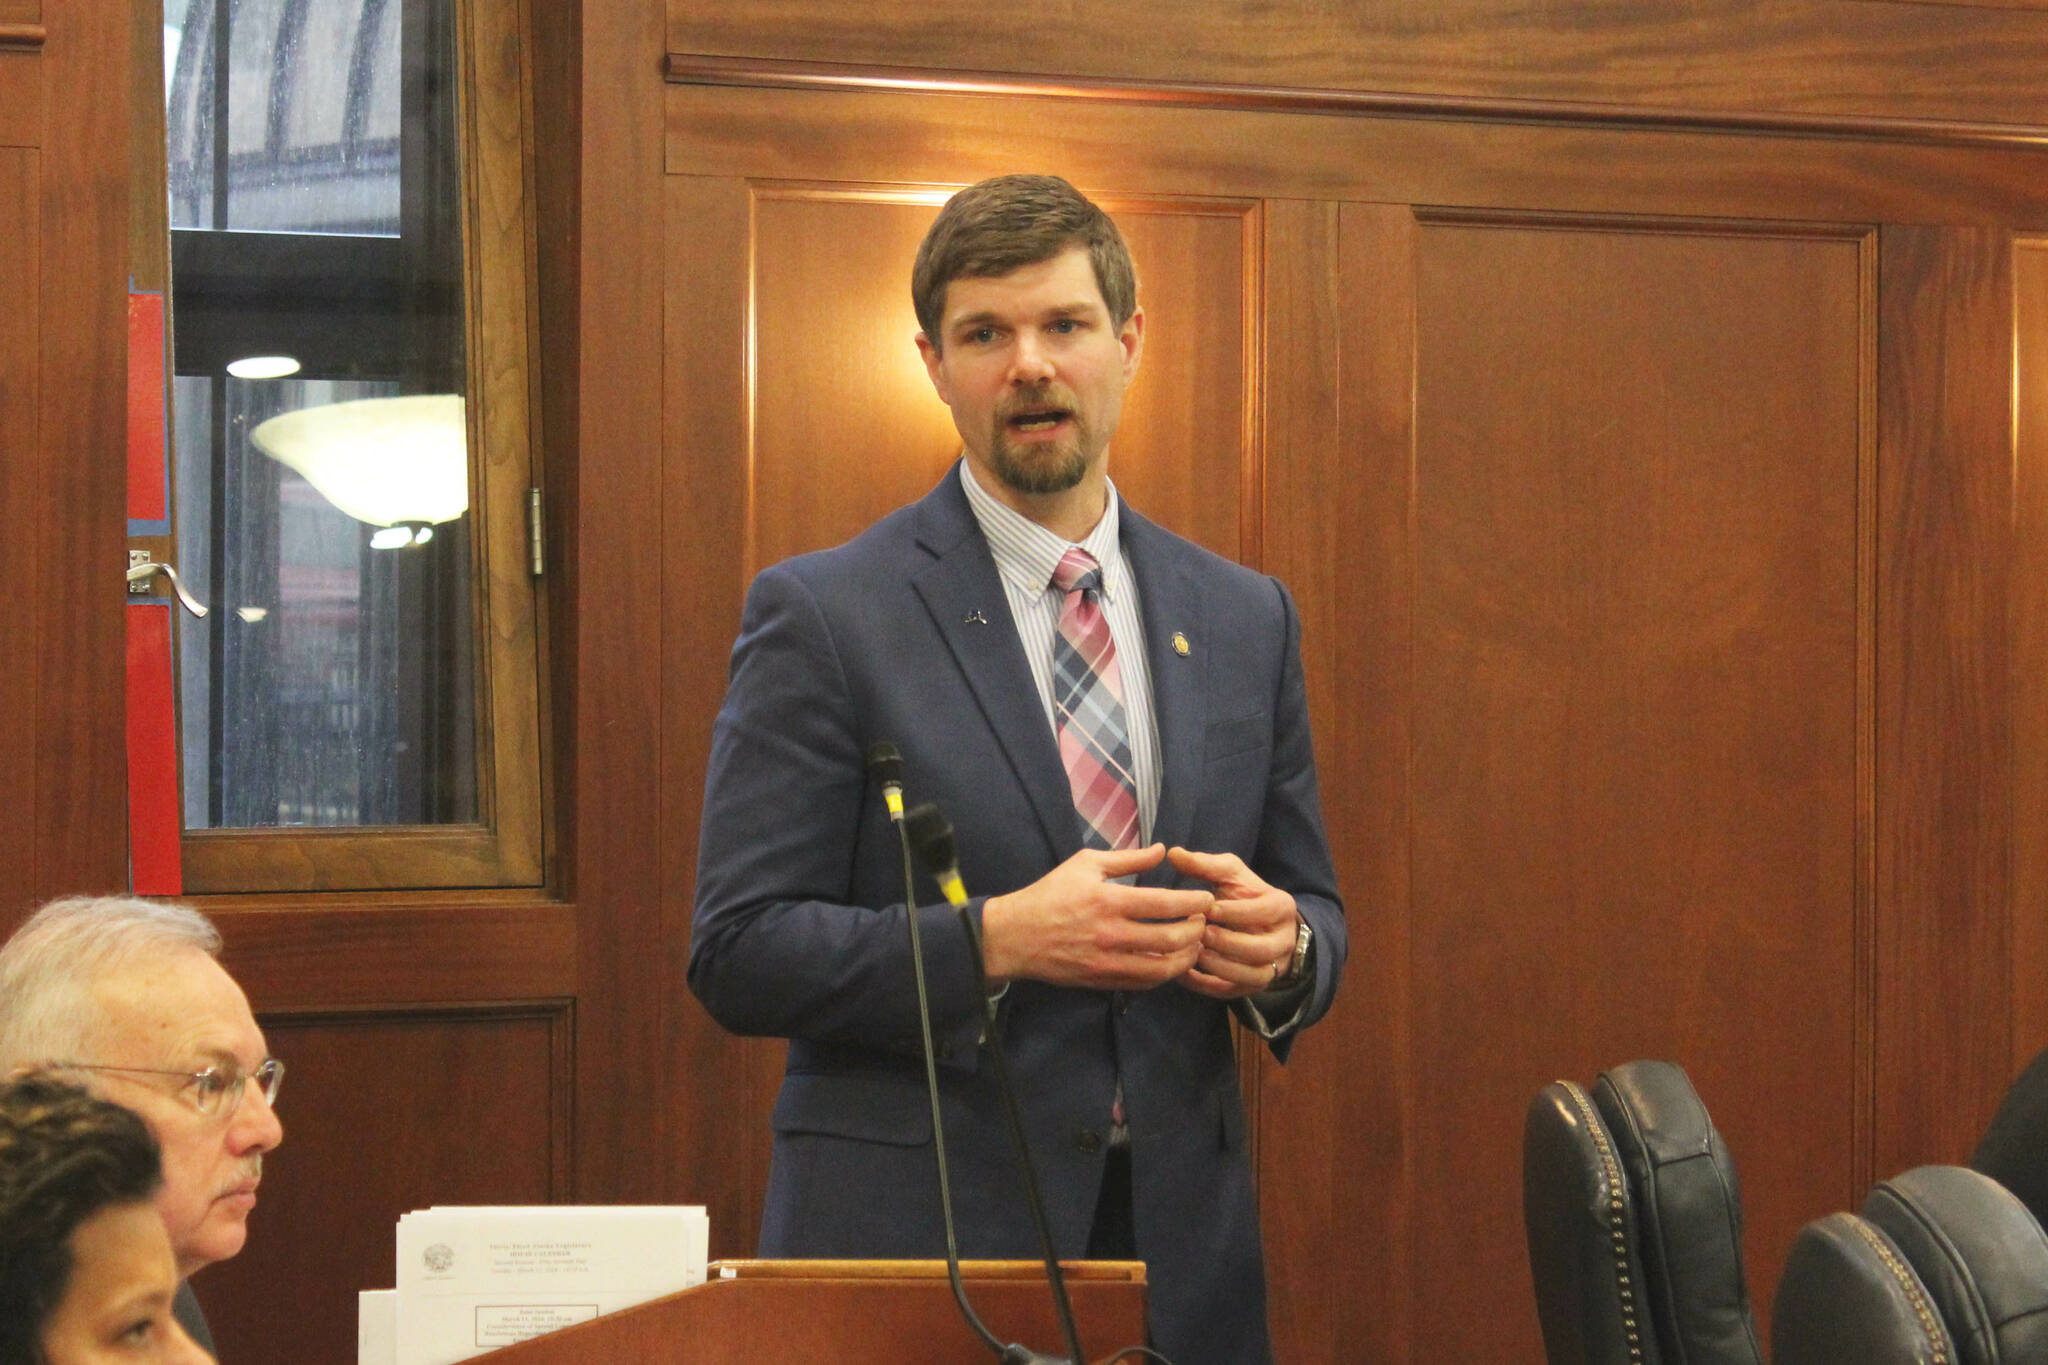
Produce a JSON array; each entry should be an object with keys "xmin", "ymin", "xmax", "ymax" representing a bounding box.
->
[{"xmin": 690, "ymin": 467, "xmax": 1345, "ymax": 1364}]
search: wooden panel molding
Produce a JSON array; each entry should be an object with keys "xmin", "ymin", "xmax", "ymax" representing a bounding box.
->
[
  {"xmin": 0, "ymin": 24, "xmax": 42, "ymax": 49},
  {"xmin": 0, "ymin": 147, "xmax": 36, "ymax": 914},
  {"xmin": 197, "ymin": 1004, "xmax": 575, "ymax": 1365},
  {"xmin": 1860, "ymin": 0, "xmax": 2048, "ymax": 9},
  {"xmin": 662, "ymin": 172, "xmax": 769, "ymax": 1262},
  {"xmin": 1394, "ymin": 211, "xmax": 1869, "ymax": 1357},
  {"xmin": 570, "ymin": 0, "xmax": 673, "ymax": 1217},
  {"xmin": 1874, "ymin": 224, "xmax": 2017, "ymax": 1173},
  {"xmin": 1257, "ymin": 195, "xmax": 1390, "ymax": 1361},
  {"xmin": 665, "ymin": 84, "xmax": 2048, "ymax": 231},
  {"xmin": 2014, "ymin": 238, "xmax": 2048, "ymax": 1066},
  {"xmin": 34, "ymin": 0, "xmax": 127, "ymax": 898},
  {"xmin": 666, "ymin": 54, "xmax": 2048, "ymax": 152},
  {"xmin": 212, "ymin": 897, "xmax": 579, "ymax": 1009},
  {"xmin": 664, "ymin": 0, "xmax": 2048, "ymax": 130}
]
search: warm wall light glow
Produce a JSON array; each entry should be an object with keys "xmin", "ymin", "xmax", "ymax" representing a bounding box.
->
[
  {"xmin": 250, "ymin": 394, "xmax": 469, "ymax": 534},
  {"xmin": 226, "ymin": 354, "xmax": 302, "ymax": 380}
]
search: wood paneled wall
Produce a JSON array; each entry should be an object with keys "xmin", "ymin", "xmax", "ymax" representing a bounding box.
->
[
  {"xmin": 0, "ymin": 0, "xmax": 128, "ymax": 910},
  {"xmin": 666, "ymin": 0, "xmax": 2048, "ymax": 127},
  {"xmin": 197, "ymin": 1006, "xmax": 573, "ymax": 1363},
  {"xmin": 643, "ymin": 5, "xmax": 2048, "ymax": 1361},
  {"xmin": 13, "ymin": 1, "xmax": 2048, "ymax": 1361}
]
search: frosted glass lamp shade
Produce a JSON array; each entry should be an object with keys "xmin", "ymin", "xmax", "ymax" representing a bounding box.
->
[{"xmin": 250, "ymin": 394, "xmax": 469, "ymax": 529}]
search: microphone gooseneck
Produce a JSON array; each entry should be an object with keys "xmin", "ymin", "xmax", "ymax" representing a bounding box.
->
[
  {"xmin": 873, "ymin": 746, "xmax": 1007, "ymax": 1360},
  {"xmin": 906, "ymin": 802, "xmax": 1087, "ymax": 1365}
]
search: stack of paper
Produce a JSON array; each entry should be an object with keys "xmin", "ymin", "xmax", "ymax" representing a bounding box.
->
[{"xmin": 373, "ymin": 1206, "xmax": 708, "ymax": 1365}]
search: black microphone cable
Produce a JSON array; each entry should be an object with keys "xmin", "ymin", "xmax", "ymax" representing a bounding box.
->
[
  {"xmin": 905, "ymin": 801, "xmax": 1092, "ymax": 1365},
  {"xmin": 868, "ymin": 751, "xmax": 1176, "ymax": 1365},
  {"xmin": 865, "ymin": 743, "xmax": 1008, "ymax": 1360}
]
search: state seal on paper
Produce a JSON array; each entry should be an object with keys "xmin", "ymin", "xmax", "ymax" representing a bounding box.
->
[{"xmin": 423, "ymin": 1242, "xmax": 455, "ymax": 1274}]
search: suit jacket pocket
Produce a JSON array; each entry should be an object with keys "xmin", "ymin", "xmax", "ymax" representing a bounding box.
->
[
  {"xmin": 1204, "ymin": 712, "xmax": 1270, "ymax": 763},
  {"xmin": 772, "ymin": 1070, "xmax": 933, "ymax": 1147}
]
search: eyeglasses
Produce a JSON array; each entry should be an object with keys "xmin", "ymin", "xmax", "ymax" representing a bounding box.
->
[{"xmin": 49, "ymin": 1057, "xmax": 285, "ymax": 1120}]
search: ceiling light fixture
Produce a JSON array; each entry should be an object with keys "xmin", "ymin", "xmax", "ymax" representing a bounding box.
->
[
  {"xmin": 250, "ymin": 394, "xmax": 468, "ymax": 548},
  {"xmin": 226, "ymin": 354, "xmax": 302, "ymax": 380}
]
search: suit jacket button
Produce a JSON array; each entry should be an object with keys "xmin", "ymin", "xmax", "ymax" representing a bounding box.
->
[{"xmin": 1076, "ymin": 1128, "xmax": 1103, "ymax": 1153}]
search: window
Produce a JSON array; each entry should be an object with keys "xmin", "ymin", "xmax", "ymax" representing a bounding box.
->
[{"xmin": 149, "ymin": 0, "xmax": 544, "ymax": 891}]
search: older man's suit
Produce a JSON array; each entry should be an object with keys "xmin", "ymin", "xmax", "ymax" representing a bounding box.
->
[{"xmin": 690, "ymin": 466, "xmax": 1345, "ymax": 1365}]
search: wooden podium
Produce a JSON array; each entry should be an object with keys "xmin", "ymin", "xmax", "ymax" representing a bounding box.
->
[{"xmin": 470, "ymin": 1259, "xmax": 1148, "ymax": 1363}]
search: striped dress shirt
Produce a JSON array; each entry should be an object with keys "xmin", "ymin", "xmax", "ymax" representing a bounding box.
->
[{"xmin": 958, "ymin": 459, "xmax": 1161, "ymax": 843}]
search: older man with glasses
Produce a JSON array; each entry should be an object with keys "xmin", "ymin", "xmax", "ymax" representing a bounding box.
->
[{"xmin": 0, "ymin": 896, "xmax": 285, "ymax": 1359}]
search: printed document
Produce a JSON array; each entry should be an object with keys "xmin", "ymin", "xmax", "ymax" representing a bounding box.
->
[{"xmin": 393, "ymin": 1205, "xmax": 708, "ymax": 1365}]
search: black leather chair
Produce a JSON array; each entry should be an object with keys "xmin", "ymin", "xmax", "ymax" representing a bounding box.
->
[
  {"xmin": 1525, "ymin": 1061, "xmax": 1764, "ymax": 1365},
  {"xmin": 1973, "ymin": 1045, "xmax": 2048, "ymax": 1232},
  {"xmin": 1773, "ymin": 1211, "xmax": 1956, "ymax": 1364},
  {"xmin": 1590, "ymin": 1062, "xmax": 1765, "ymax": 1365},
  {"xmin": 1774, "ymin": 1165, "xmax": 2048, "ymax": 1365},
  {"xmin": 1524, "ymin": 1076, "xmax": 1662, "ymax": 1365},
  {"xmin": 1863, "ymin": 1165, "xmax": 2048, "ymax": 1363}
]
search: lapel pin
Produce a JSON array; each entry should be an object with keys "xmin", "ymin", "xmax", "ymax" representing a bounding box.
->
[
  {"xmin": 1171, "ymin": 632, "xmax": 1191, "ymax": 656},
  {"xmin": 964, "ymin": 610, "xmax": 990, "ymax": 626}
]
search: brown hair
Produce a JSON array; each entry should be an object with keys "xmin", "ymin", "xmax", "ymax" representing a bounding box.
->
[
  {"xmin": 911, "ymin": 174, "xmax": 1137, "ymax": 349},
  {"xmin": 0, "ymin": 1074, "xmax": 163, "ymax": 1365}
]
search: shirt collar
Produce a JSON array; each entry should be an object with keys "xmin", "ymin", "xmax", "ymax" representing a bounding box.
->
[{"xmin": 959, "ymin": 459, "xmax": 1127, "ymax": 601}]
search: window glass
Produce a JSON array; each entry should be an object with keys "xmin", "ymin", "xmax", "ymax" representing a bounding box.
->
[{"xmin": 164, "ymin": 0, "xmax": 475, "ymax": 831}]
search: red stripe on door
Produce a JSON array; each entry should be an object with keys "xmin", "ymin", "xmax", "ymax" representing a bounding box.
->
[
  {"xmin": 125, "ymin": 602, "xmax": 182, "ymax": 895},
  {"xmin": 127, "ymin": 292, "xmax": 167, "ymax": 521}
]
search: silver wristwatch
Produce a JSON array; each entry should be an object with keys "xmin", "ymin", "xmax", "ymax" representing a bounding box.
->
[{"xmin": 1273, "ymin": 918, "xmax": 1313, "ymax": 987}]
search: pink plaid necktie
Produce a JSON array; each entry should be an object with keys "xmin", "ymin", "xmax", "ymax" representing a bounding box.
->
[{"xmin": 1052, "ymin": 548, "xmax": 1139, "ymax": 852}]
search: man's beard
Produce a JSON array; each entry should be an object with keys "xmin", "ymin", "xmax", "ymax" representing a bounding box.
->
[{"xmin": 985, "ymin": 387, "xmax": 1092, "ymax": 495}]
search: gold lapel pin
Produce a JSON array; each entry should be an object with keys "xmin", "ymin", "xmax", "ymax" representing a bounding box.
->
[{"xmin": 1171, "ymin": 632, "xmax": 1191, "ymax": 656}]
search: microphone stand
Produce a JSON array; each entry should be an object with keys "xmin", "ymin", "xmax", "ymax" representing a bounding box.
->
[
  {"xmin": 867, "ymin": 744, "xmax": 1011, "ymax": 1361},
  {"xmin": 906, "ymin": 803, "xmax": 1087, "ymax": 1365}
]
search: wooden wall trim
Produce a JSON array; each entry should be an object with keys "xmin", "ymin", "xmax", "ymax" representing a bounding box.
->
[
  {"xmin": 574, "ymin": 0, "xmax": 672, "ymax": 1211},
  {"xmin": 0, "ymin": 24, "xmax": 42, "ymax": 48},
  {"xmin": 2014, "ymin": 238, "xmax": 2048, "ymax": 1065},
  {"xmin": 1873, "ymin": 224, "xmax": 2016, "ymax": 1171},
  {"xmin": 35, "ymin": 0, "xmax": 127, "ymax": 897},
  {"xmin": 211, "ymin": 899, "xmax": 579, "ymax": 1009},
  {"xmin": 663, "ymin": 53, "xmax": 2048, "ymax": 151}
]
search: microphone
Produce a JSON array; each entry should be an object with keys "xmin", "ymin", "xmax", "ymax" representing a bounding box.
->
[
  {"xmin": 904, "ymin": 801, "xmax": 967, "ymax": 906},
  {"xmin": 905, "ymin": 801, "xmax": 1087, "ymax": 1365},
  {"xmin": 871, "ymin": 748, "xmax": 1010, "ymax": 1363},
  {"xmin": 866, "ymin": 740, "xmax": 906, "ymax": 822}
]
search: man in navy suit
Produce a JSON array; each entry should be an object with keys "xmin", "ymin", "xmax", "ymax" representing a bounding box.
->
[{"xmin": 691, "ymin": 174, "xmax": 1345, "ymax": 1364}]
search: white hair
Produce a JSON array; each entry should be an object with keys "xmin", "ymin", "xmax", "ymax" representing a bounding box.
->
[{"xmin": 0, "ymin": 896, "xmax": 223, "ymax": 1070}]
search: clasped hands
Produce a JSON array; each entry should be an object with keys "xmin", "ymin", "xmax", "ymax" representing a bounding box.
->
[{"xmin": 979, "ymin": 844, "xmax": 1299, "ymax": 1000}]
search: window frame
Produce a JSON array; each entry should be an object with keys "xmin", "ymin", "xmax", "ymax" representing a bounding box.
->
[{"xmin": 170, "ymin": 0, "xmax": 548, "ymax": 893}]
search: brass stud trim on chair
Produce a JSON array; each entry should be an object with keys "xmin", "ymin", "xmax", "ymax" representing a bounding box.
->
[
  {"xmin": 1845, "ymin": 1219, "xmax": 1951, "ymax": 1365},
  {"xmin": 1562, "ymin": 1081, "xmax": 1647, "ymax": 1363}
]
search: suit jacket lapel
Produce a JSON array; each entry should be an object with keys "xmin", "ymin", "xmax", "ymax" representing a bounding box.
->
[
  {"xmin": 1123, "ymin": 509, "xmax": 1207, "ymax": 865},
  {"xmin": 910, "ymin": 472, "xmax": 1078, "ymax": 860}
]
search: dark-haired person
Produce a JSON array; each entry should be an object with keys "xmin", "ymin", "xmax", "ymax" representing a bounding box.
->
[
  {"xmin": 0, "ymin": 1073, "xmax": 209, "ymax": 1365},
  {"xmin": 0, "ymin": 897, "xmax": 285, "ymax": 1356},
  {"xmin": 691, "ymin": 174, "xmax": 1346, "ymax": 1363}
]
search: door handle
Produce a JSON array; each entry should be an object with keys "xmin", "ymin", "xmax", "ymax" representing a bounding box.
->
[{"xmin": 125, "ymin": 559, "xmax": 209, "ymax": 618}]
